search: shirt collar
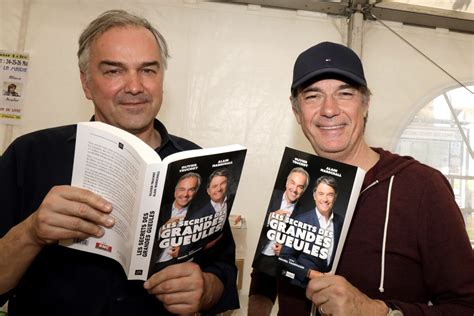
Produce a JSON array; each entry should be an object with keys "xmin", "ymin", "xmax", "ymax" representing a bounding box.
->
[
  {"xmin": 211, "ymin": 196, "xmax": 227, "ymax": 209},
  {"xmin": 316, "ymin": 207, "xmax": 334, "ymax": 227},
  {"xmin": 172, "ymin": 202, "xmax": 189, "ymax": 214}
]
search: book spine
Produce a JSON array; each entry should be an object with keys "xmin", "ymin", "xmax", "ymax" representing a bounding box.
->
[{"xmin": 128, "ymin": 163, "xmax": 164, "ymax": 280}]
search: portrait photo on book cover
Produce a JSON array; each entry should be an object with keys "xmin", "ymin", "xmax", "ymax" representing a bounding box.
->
[
  {"xmin": 252, "ymin": 147, "xmax": 361, "ymax": 287},
  {"xmin": 149, "ymin": 150, "xmax": 246, "ymax": 275}
]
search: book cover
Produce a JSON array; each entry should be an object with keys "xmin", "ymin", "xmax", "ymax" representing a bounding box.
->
[
  {"xmin": 147, "ymin": 147, "xmax": 246, "ymax": 276},
  {"xmin": 252, "ymin": 147, "xmax": 365, "ymax": 287}
]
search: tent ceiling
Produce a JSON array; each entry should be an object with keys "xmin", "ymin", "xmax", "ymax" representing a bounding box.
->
[{"xmin": 215, "ymin": 0, "xmax": 474, "ymax": 34}]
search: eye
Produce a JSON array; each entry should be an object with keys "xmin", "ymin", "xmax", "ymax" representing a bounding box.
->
[
  {"xmin": 302, "ymin": 92, "xmax": 325, "ymax": 105},
  {"xmin": 103, "ymin": 67, "xmax": 123, "ymax": 76},
  {"xmin": 305, "ymin": 92, "xmax": 323, "ymax": 100},
  {"xmin": 336, "ymin": 89, "xmax": 356, "ymax": 100},
  {"xmin": 141, "ymin": 68, "xmax": 157, "ymax": 74}
]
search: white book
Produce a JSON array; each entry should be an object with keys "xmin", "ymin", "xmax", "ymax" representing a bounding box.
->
[{"xmin": 60, "ymin": 121, "xmax": 247, "ymax": 280}]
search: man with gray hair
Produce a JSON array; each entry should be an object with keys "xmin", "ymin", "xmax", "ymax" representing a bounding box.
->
[
  {"xmin": 0, "ymin": 9, "xmax": 238, "ymax": 316},
  {"xmin": 154, "ymin": 172, "xmax": 201, "ymax": 264},
  {"xmin": 252, "ymin": 167, "xmax": 310, "ymax": 277}
]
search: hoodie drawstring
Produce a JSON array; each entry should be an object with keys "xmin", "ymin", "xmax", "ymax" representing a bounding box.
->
[{"xmin": 379, "ymin": 175, "xmax": 395, "ymax": 293}]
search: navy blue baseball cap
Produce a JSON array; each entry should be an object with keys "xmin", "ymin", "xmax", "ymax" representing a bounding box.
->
[{"xmin": 291, "ymin": 41, "xmax": 367, "ymax": 96}]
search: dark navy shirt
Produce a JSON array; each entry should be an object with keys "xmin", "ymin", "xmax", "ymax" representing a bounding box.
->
[{"xmin": 0, "ymin": 119, "xmax": 239, "ymax": 316}]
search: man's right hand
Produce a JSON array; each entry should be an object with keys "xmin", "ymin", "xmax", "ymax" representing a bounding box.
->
[
  {"xmin": 272, "ymin": 242, "xmax": 282, "ymax": 256},
  {"xmin": 272, "ymin": 209, "xmax": 291, "ymax": 216},
  {"xmin": 267, "ymin": 209, "xmax": 291, "ymax": 226},
  {"xmin": 164, "ymin": 216, "xmax": 185, "ymax": 226},
  {"xmin": 26, "ymin": 185, "xmax": 114, "ymax": 246},
  {"xmin": 0, "ymin": 185, "xmax": 114, "ymax": 294}
]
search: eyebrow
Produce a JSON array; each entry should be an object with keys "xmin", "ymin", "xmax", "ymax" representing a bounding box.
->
[
  {"xmin": 98, "ymin": 60, "xmax": 161, "ymax": 69},
  {"xmin": 301, "ymin": 83, "xmax": 355, "ymax": 93}
]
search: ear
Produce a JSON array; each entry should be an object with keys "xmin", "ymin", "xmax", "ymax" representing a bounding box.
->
[
  {"xmin": 80, "ymin": 71, "xmax": 93, "ymax": 100},
  {"xmin": 290, "ymin": 96, "xmax": 302, "ymax": 125},
  {"xmin": 363, "ymin": 100, "xmax": 370, "ymax": 118}
]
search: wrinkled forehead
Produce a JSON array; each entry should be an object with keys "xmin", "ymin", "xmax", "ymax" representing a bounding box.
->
[{"xmin": 295, "ymin": 73, "xmax": 363, "ymax": 96}]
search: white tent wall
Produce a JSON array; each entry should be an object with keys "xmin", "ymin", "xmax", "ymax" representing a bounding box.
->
[
  {"xmin": 363, "ymin": 20, "xmax": 474, "ymax": 149},
  {"xmin": 1, "ymin": 0, "xmax": 473, "ymax": 310}
]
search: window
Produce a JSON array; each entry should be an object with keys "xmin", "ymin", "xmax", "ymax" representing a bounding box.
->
[{"xmin": 396, "ymin": 84, "xmax": 474, "ymax": 245}]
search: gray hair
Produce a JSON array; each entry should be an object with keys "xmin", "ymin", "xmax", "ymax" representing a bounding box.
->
[
  {"xmin": 176, "ymin": 172, "xmax": 202, "ymax": 192},
  {"xmin": 287, "ymin": 167, "xmax": 310, "ymax": 191},
  {"xmin": 77, "ymin": 9, "xmax": 169, "ymax": 75},
  {"xmin": 207, "ymin": 168, "xmax": 229, "ymax": 189},
  {"xmin": 313, "ymin": 175, "xmax": 338, "ymax": 198}
]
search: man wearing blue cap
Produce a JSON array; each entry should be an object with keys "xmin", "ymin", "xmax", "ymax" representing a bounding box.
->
[{"xmin": 248, "ymin": 42, "xmax": 474, "ymax": 316}]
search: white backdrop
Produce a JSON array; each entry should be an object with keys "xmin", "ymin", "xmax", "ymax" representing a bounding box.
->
[{"xmin": 1, "ymin": 0, "xmax": 473, "ymax": 310}]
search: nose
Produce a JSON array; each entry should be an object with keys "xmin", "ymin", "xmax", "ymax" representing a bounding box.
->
[
  {"xmin": 124, "ymin": 72, "xmax": 144, "ymax": 95},
  {"xmin": 320, "ymin": 94, "xmax": 341, "ymax": 118}
]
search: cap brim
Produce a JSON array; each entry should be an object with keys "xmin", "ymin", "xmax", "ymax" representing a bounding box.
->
[{"xmin": 291, "ymin": 68, "xmax": 367, "ymax": 92}]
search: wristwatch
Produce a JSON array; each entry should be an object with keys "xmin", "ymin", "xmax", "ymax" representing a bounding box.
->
[{"xmin": 386, "ymin": 302, "xmax": 404, "ymax": 316}]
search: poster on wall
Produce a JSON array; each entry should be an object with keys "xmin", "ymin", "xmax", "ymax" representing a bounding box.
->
[{"xmin": 0, "ymin": 50, "xmax": 29, "ymax": 125}]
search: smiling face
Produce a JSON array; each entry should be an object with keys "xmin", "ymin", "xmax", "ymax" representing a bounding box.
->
[
  {"xmin": 284, "ymin": 171, "xmax": 308, "ymax": 203},
  {"xmin": 313, "ymin": 182, "xmax": 336, "ymax": 217},
  {"xmin": 174, "ymin": 176, "xmax": 199, "ymax": 210},
  {"xmin": 207, "ymin": 175, "xmax": 228, "ymax": 204},
  {"xmin": 292, "ymin": 79, "xmax": 369, "ymax": 162},
  {"xmin": 80, "ymin": 25, "xmax": 164, "ymax": 136}
]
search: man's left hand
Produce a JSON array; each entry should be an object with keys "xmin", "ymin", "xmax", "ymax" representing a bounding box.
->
[
  {"xmin": 144, "ymin": 262, "xmax": 223, "ymax": 314},
  {"xmin": 305, "ymin": 274, "xmax": 388, "ymax": 316}
]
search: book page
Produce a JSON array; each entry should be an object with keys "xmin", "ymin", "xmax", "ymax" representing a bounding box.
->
[{"xmin": 61, "ymin": 122, "xmax": 161, "ymax": 278}]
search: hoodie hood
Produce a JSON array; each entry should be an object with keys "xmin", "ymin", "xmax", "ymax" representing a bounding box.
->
[{"xmin": 365, "ymin": 147, "xmax": 417, "ymax": 185}]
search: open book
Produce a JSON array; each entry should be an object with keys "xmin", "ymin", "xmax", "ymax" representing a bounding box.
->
[
  {"xmin": 60, "ymin": 121, "xmax": 247, "ymax": 280},
  {"xmin": 252, "ymin": 147, "xmax": 365, "ymax": 291}
]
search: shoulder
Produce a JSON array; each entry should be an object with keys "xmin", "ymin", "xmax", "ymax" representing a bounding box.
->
[
  {"xmin": 168, "ymin": 134, "xmax": 201, "ymax": 151},
  {"xmin": 6, "ymin": 124, "xmax": 76, "ymax": 155},
  {"xmin": 14, "ymin": 124, "xmax": 75, "ymax": 142},
  {"xmin": 188, "ymin": 202, "xmax": 213, "ymax": 219},
  {"xmin": 372, "ymin": 147, "xmax": 445, "ymax": 183},
  {"xmin": 333, "ymin": 212, "xmax": 344, "ymax": 226},
  {"xmin": 271, "ymin": 190, "xmax": 284, "ymax": 201},
  {"xmin": 295, "ymin": 209, "xmax": 315, "ymax": 220},
  {"xmin": 154, "ymin": 119, "xmax": 200, "ymax": 152}
]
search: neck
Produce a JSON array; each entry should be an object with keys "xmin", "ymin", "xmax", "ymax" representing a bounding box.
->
[
  {"xmin": 136, "ymin": 128, "xmax": 162, "ymax": 149},
  {"xmin": 316, "ymin": 208, "xmax": 332, "ymax": 224},
  {"xmin": 317, "ymin": 142, "xmax": 379, "ymax": 171},
  {"xmin": 173, "ymin": 202, "xmax": 188, "ymax": 211},
  {"xmin": 93, "ymin": 116, "xmax": 162, "ymax": 149},
  {"xmin": 283, "ymin": 192, "xmax": 295, "ymax": 205}
]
